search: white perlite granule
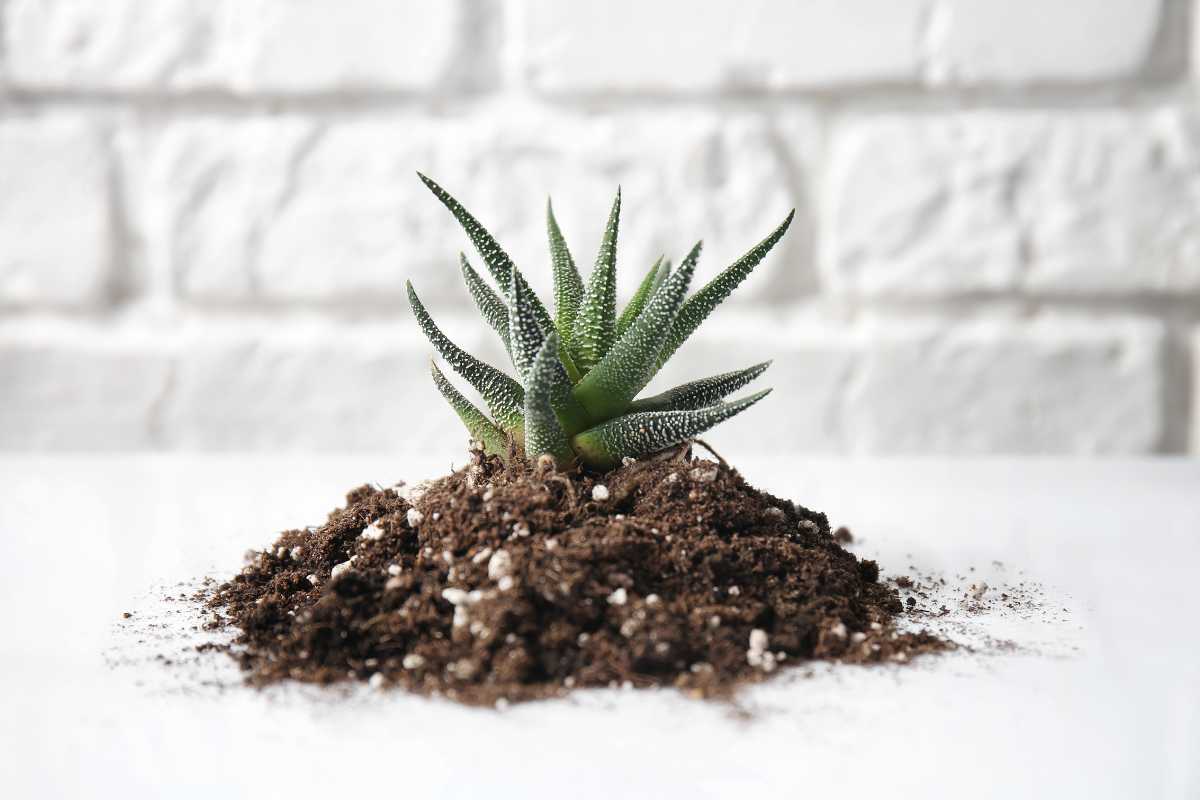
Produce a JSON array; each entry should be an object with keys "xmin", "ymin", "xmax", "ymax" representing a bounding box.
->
[
  {"xmin": 487, "ymin": 549, "xmax": 513, "ymax": 580},
  {"xmin": 606, "ymin": 587, "xmax": 627, "ymax": 606},
  {"xmin": 747, "ymin": 628, "xmax": 776, "ymax": 671},
  {"xmin": 387, "ymin": 564, "xmax": 402, "ymax": 576},
  {"xmin": 592, "ymin": 484, "xmax": 610, "ymax": 502},
  {"xmin": 441, "ymin": 588, "xmax": 469, "ymax": 605},
  {"xmin": 406, "ymin": 508, "xmax": 424, "ymax": 527},
  {"xmin": 402, "ymin": 654, "xmax": 425, "ymax": 670},
  {"xmin": 330, "ymin": 561, "xmax": 352, "ymax": 580},
  {"xmin": 360, "ymin": 523, "xmax": 385, "ymax": 541},
  {"xmin": 472, "ymin": 547, "xmax": 493, "ymax": 565}
]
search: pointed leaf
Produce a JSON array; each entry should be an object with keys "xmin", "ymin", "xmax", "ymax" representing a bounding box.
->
[
  {"xmin": 509, "ymin": 273, "xmax": 592, "ymax": 435},
  {"xmin": 615, "ymin": 256, "xmax": 663, "ymax": 338},
  {"xmin": 628, "ymin": 361, "xmax": 771, "ymax": 413},
  {"xmin": 547, "ymin": 199, "xmax": 583, "ymax": 349},
  {"xmin": 460, "ymin": 253, "xmax": 510, "ymax": 356},
  {"xmin": 573, "ymin": 389, "xmax": 772, "ymax": 471},
  {"xmin": 507, "ymin": 269, "xmax": 545, "ymax": 381},
  {"xmin": 572, "ymin": 242, "xmax": 701, "ymax": 422},
  {"xmin": 657, "ymin": 210, "xmax": 794, "ymax": 369},
  {"xmin": 572, "ymin": 188, "xmax": 621, "ymax": 372},
  {"xmin": 407, "ymin": 281, "xmax": 524, "ymax": 433},
  {"xmin": 652, "ymin": 258, "xmax": 672, "ymax": 294},
  {"xmin": 523, "ymin": 332, "xmax": 575, "ymax": 464},
  {"xmin": 418, "ymin": 172, "xmax": 553, "ymax": 332},
  {"xmin": 429, "ymin": 361, "xmax": 509, "ymax": 457}
]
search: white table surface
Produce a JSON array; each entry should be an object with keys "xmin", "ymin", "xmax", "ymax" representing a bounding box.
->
[{"xmin": 1, "ymin": 454, "xmax": 1197, "ymax": 799}]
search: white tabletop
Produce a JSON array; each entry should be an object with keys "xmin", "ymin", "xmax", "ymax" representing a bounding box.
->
[{"xmin": 1, "ymin": 454, "xmax": 1197, "ymax": 799}]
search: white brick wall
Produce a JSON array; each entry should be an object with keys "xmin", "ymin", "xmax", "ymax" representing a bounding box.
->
[
  {"xmin": 0, "ymin": 0, "xmax": 1195, "ymax": 455},
  {"xmin": 825, "ymin": 109, "xmax": 1200, "ymax": 295}
]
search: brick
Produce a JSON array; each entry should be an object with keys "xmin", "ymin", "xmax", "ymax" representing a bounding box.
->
[
  {"xmin": 1193, "ymin": 327, "xmax": 1200, "ymax": 455},
  {"xmin": 123, "ymin": 111, "xmax": 815, "ymax": 307},
  {"xmin": 161, "ymin": 322, "xmax": 494, "ymax": 451},
  {"xmin": 0, "ymin": 117, "xmax": 111, "ymax": 308},
  {"xmin": 5, "ymin": 0, "xmax": 463, "ymax": 92},
  {"xmin": 843, "ymin": 317, "xmax": 1163, "ymax": 454},
  {"xmin": 524, "ymin": 0, "xmax": 927, "ymax": 91},
  {"xmin": 0, "ymin": 329, "xmax": 172, "ymax": 449},
  {"xmin": 922, "ymin": 0, "xmax": 1161, "ymax": 84},
  {"xmin": 523, "ymin": 0, "xmax": 1160, "ymax": 92},
  {"xmin": 824, "ymin": 110, "xmax": 1200, "ymax": 296}
]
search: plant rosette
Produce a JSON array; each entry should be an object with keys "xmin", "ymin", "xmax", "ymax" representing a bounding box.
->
[{"xmin": 203, "ymin": 178, "xmax": 946, "ymax": 705}]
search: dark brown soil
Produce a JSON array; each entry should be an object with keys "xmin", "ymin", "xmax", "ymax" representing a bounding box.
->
[{"xmin": 205, "ymin": 447, "xmax": 946, "ymax": 705}]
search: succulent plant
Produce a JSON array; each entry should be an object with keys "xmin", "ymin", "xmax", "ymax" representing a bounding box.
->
[{"xmin": 409, "ymin": 174, "xmax": 793, "ymax": 471}]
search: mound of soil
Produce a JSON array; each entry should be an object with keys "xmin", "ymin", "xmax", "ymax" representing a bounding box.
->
[{"xmin": 206, "ymin": 447, "xmax": 944, "ymax": 705}]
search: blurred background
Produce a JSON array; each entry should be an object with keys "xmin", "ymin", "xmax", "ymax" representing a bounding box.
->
[{"xmin": 0, "ymin": 0, "xmax": 1197, "ymax": 456}]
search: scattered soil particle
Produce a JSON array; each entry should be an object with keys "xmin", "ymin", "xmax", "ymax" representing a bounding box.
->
[
  {"xmin": 833, "ymin": 526, "xmax": 854, "ymax": 544},
  {"xmin": 205, "ymin": 447, "xmax": 946, "ymax": 705}
]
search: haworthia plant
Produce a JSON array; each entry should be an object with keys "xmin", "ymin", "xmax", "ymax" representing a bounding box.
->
[{"xmin": 411, "ymin": 175, "xmax": 793, "ymax": 470}]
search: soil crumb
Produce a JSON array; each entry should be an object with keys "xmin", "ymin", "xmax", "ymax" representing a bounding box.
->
[{"xmin": 205, "ymin": 447, "xmax": 946, "ymax": 705}]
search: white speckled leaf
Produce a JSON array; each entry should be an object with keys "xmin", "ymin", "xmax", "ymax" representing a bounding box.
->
[
  {"xmin": 407, "ymin": 281, "xmax": 524, "ymax": 433},
  {"xmin": 573, "ymin": 389, "xmax": 772, "ymax": 471},
  {"xmin": 653, "ymin": 258, "xmax": 672, "ymax": 293},
  {"xmin": 572, "ymin": 242, "xmax": 701, "ymax": 422},
  {"xmin": 657, "ymin": 210, "xmax": 794, "ymax": 370},
  {"xmin": 459, "ymin": 253, "xmax": 510, "ymax": 357},
  {"xmin": 628, "ymin": 361, "xmax": 771, "ymax": 413},
  {"xmin": 507, "ymin": 270, "xmax": 546, "ymax": 381},
  {"xmin": 418, "ymin": 173, "xmax": 553, "ymax": 332},
  {"xmin": 509, "ymin": 272, "xmax": 592, "ymax": 434},
  {"xmin": 523, "ymin": 332, "xmax": 574, "ymax": 464},
  {"xmin": 429, "ymin": 361, "xmax": 509, "ymax": 457},
  {"xmin": 615, "ymin": 256, "xmax": 663, "ymax": 339},
  {"xmin": 547, "ymin": 200, "xmax": 583, "ymax": 350},
  {"xmin": 572, "ymin": 189, "xmax": 622, "ymax": 372}
]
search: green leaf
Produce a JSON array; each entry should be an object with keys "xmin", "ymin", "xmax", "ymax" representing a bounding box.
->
[
  {"xmin": 573, "ymin": 389, "xmax": 772, "ymax": 471},
  {"xmin": 460, "ymin": 253, "xmax": 510, "ymax": 357},
  {"xmin": 628, "ymin": 361, "xmax": 771, "ymax": 413},
  {"xmin": 523, "ymin": 332, "xmax": 575, "ymax": 464},
  {"xmin": 547, "ymin": 199, "xmax": 583, "ymax": 350},
  {"xmin": 572, "ymin": 188, "xmax": 621, "ymax": 372},
  {"xmin": 407, "ymin": 281, "xmax": 524, "ymax": 433},
  {"xmin": 429, "ymin": 361, "xmax": 509, "ymax": 457},
  {"xmin": 418, "ymin": 172, "xmax": 554, "ymax": 332},
  {"xmin": 508, "ymin": 273, "xmax": 592, "ymax": 434},
  {"xmin": 572, "ymin": 242, "xmax": 700, "ymax": 422},
  {"xmin": 657, "ymin": 210, "xmax": 794, "ymax": 369},
  {"xmin": 652, "ymin": 258, "xmax": 672, "ymax": 294},
  {"xmin": 506, "ymin": 268, "xmax": 544, "ymax": 381},
  {"xmin": 615, "ymin": 256, "xmax": 663, "ymax": 338}
]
